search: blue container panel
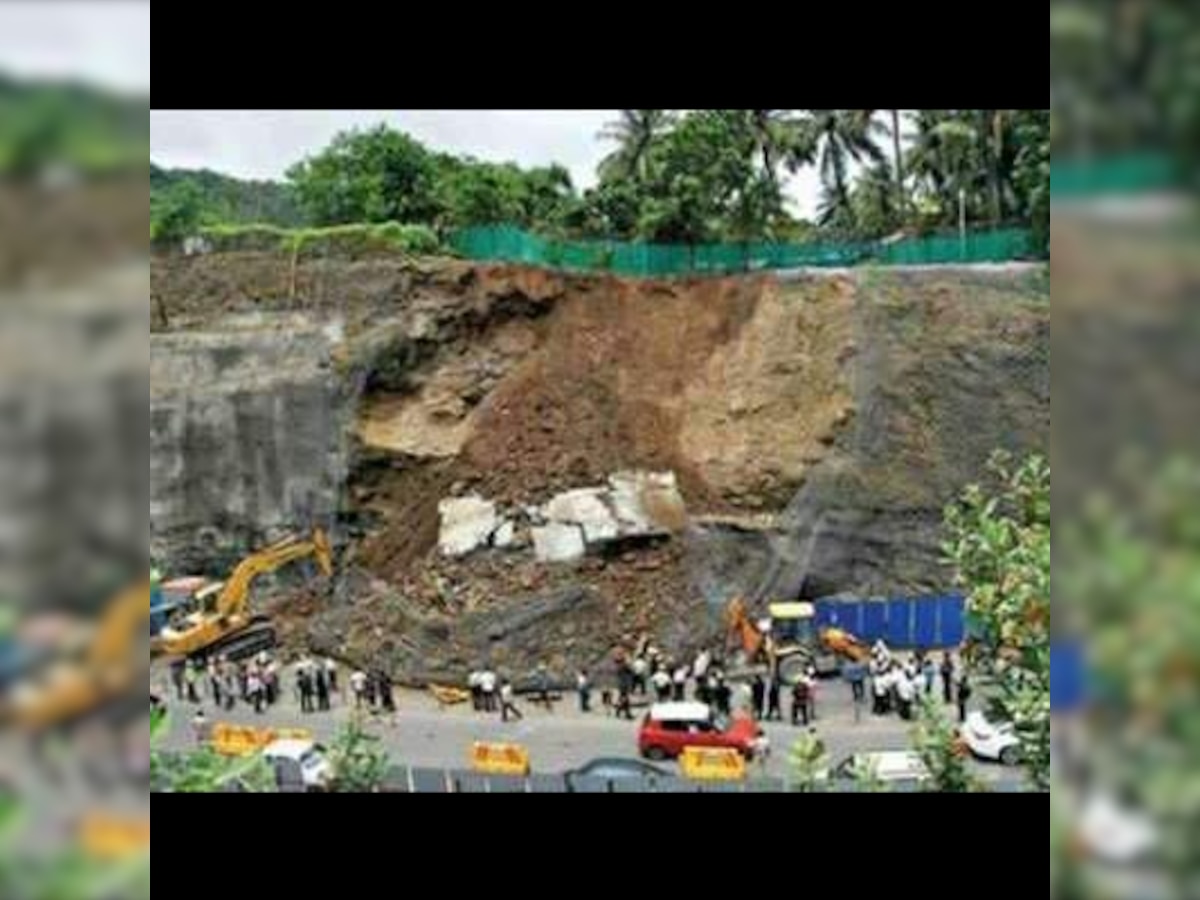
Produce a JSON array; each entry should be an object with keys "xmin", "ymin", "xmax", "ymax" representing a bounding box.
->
[
  {"xmin": 887, "ymin": 599, "xmax": 913, "ymax": 647},
  {"xmin": 840, "ymin": 602, "xmax": 864, "ymax": 636},
  {"xmin": 914, "ymin": 600, "xmax": 939, "ymax": 649},
  {"xmin": 861, "ymin": 603, "xmax": 888, "ymax": 644},
  {"xmin": 1051, "ymin": 642, "xmax": 1085, "ymax": 712},
  {"xmin": 814, "ymin": 601, "xmax": 838, "ymax": 631},
  {"xmin": 939, "ymin": 596, "xmax": 966, "ymax": 647}
]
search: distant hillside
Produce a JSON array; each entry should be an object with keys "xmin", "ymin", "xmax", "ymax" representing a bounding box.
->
[
  {"xmin": 150, "ymin": 164, "xmax": 303, "ymax": 228},
  {"xmin": 0, "ymin": 72, "xmax": 147, "ymax": 173}
]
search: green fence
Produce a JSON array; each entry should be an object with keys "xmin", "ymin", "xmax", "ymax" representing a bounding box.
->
[
  {"xmin": 1050, "ymin": 154, "xmax": 1178, "ymax": 198},
  {"xmin": 449, "ymin": 225, "xmax": 1039, "ymax": 278}
]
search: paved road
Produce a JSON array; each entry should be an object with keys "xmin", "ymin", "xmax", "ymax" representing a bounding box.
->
[{"xmin": 151, "ymin": 666, "xmax": 1015, "ymax": 785}]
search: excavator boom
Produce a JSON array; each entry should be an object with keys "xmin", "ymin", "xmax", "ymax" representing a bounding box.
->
[{"xmin": 153, "ymin": 528, "xmax": 332, "ymax": 661}]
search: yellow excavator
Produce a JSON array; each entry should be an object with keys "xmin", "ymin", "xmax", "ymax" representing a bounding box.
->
[
  {"xmin": 7, "ymin": 580, "xmax": 151, "ymax": 732},
  {"xmin": 726, "ymin": 596, "xmax": 871, "ymax": 685},
  {"xmin": 151, "ymin": 529, "xmax": 332, "ymax": 663}
]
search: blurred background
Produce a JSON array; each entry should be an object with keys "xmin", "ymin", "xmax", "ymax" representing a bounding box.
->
[
  {"xmin": 0, "ymin": 2, "xmax": 149, "ymax": 898},
  {"xmin": 1050, "ymin": 2, "xmax": 1200, "ymax": 898}
]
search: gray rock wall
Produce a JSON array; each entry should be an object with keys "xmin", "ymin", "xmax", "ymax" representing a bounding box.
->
[{"xmin": 150, "ymin": 326, "xmax": 347, "ymax": 575}]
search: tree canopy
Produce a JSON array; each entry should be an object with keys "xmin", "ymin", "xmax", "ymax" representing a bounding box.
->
[{"xmin": 151, "ymin": 109, "xmax": 1051, "ymax": 250}]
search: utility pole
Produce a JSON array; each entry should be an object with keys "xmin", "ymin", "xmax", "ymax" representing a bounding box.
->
[{"xmin": 959, "ymin": 188, "xmax": 968, "ymax": 262}]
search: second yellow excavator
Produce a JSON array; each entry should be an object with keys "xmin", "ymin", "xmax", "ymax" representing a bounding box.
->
[
  {"xmin": 726, "ymin": 596, "xmax": 871, "ymax": 685},
  {"xmin": 151, "ymin": 529, "xmax": 332, "ymax": 663}
]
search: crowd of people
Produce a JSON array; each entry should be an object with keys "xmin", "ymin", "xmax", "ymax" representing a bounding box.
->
[
  {"xmin": 166, "ymin": 652, "xmax": 400, "ymax": 730},
  {"xmin": 462, "ymin": 636, "xmax": 975, "ymax": 729}
]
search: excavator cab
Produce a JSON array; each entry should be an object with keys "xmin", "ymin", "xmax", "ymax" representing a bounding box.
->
[{"xmin": 767, "ymin": 603, "xmax": 818, "ymax": 650}]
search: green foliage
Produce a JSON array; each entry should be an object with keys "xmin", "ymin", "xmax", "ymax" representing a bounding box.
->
[
  {"xmin": 943, "ymin": 452, "xmax": 1050, "ymax": 790},
  {"xmin": 328, "ymin": 719, "xmax": 390, "ymax": 794},
  {"xmin": 1058, "ymin": 458, "xmax": 1200, "ymax": 887},
  {"xmin": 151, "ymin": 164, "xmax": 302, "ymax": 228},
  {"xmin": 0, "ymin": 74, "xmax": 146, "ymax": 177},
  {"xmin": 148, "ymin": 706, "xmax": 275, "ymax": 793},
  {"xmin": 911, "ymin": 697, "xmax": 984, "ymax": 793},
  {"xmin": 197, "ymin": 222, "xmax": 443, "ymax": 258},
  {"xmin": 150, "ymin": 180, "xmax": 208, "ymax": 247}
]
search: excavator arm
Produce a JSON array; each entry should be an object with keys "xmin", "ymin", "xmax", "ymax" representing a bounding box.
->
[
  {"xmin": 725, "ymin": 598, "xmax": 766, "ymax": 662},
  {"xmin": 214, "ymin": 529, "xmax": 332, "ymax": 620},
  {"xmin": 820, "ymin": 627, "xmax": 871, "ymax": 663},
  {"xmin": 88, "ymin": 581, "xmax": 152, "ymax": 670}
]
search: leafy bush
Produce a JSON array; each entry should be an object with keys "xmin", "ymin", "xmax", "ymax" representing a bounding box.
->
[{"xmin": 196, "ymin": 222, "xmax": 444, "ymax": 259}]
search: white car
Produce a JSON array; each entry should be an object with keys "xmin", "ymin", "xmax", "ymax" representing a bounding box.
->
[
  {"xmin": 261, "ymin": 739, "xmax": 332, "ymax": 792},
  {"xmin": 960, "ymin": 711, "xmax": 1023, "ymax": 766},
  {"xmin": 1077, "ymin": 792, "xmax": 1158, "ymax": 866}
]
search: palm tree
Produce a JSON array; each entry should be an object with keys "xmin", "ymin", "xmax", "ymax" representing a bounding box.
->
[
  {"xmin": 891, "ymin": 110, "xmax": 907, "ymax": 215},
  {"xmin": 746, "ymin": 109, "xmax": 799, "ymax": 194},
  {"xmin": 792, "ymin": 110, "xmax": 888, "ymax": 218},
  {"xmin": 597, "ymin": 110, "xmax": 675, "ymax": 182}
]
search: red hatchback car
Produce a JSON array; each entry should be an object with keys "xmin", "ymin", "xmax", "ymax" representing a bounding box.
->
[{"xmin": 638, "ymin": 702, "xmax": 768, "ymax": 761}]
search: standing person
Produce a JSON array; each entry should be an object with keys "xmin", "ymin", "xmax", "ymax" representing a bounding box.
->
[
  {"xmin": 170, "ymin": 660, "xmax": 186, "ymax": 702},
  {"xmin": 298, "ymin": 667, "xmax": 314, "ymax": 714},
  {"xmin": 713, "ymin": 675, "xmax": 732, "ymax": 716},
  {"xmin": 872, "ymin": 665, "xmax": 890, "ymax": 716},
  {"xmin": 748, "ymin": 674, "xmax": 766, "ymax": 721},
  {"xmin": 941, "ymin": 652, "xmax": 955, "ymax": 705},
  {"xmin": 846, "ymin": 661, "xmax": 867, "ymax": 705},
  {"xmin": 631, "ymin": 656, "xmax": 649, "ymax": 697},
  {"xmin": 576, "ymin": 670, "xmax": 592, "ymax": 713},
  {"xmin": 693, "ymin": 647, "xmax": 712, "ymax": 686},
  {"xmin": 535, "ymin": 664, "xmax": 554, "ymax": 713},
  {"xmin": 350, "ymin": 669, "xmax": 368, "ymax": 711},
  {"xmin": 500, "ymin": 679, "xmax": 523, "ymax": 723},
  {"xmin": 672, "ymin": 664, "xmax": 688, "ymax": 702},
  {"xmin": 365, "ymin": 671, "xmax": 378, "ymax": 711},
  {"xmin": 480, "ymin": 669, "xmax": 498, "ymax": 714},
  {"xmin": 264, "ymin": 660, "xmax": 279, "ymax": 707},
  {"xmin": 379, "ymin": 671, "xmax": 396, "ymax": 718},
  {"xmin": 804, "ymin": 667, "xmax": 819, "ymax": 722},
  {"xmin": 896, "ymin": 668, "xmax": 916, "ymax": 721},
  {"xmin": 922, "ymin": 656, "xmax": 937, "ymax": 696},
  {"xmin": 248, "ymin": 670, "xmax": 265, "ymax": 715},
  {"xmin": 651, "ymin": 666, "xmax": 672, "ymax": 703},
  {"xmin": 956, "ymin": 672, "xmax": 972, "ymax": 724},
  {"xmin": 767, "ymin": 677, "xmax": 783, "ymax": 722},
  {"xmin": 190, "ymin": 708, "xmax": 208, "ymax": 746},
  {"xmin": 616, "ymin": 662, "xmax": 635, "ymax": 721},
  {"xmin": 469, "ymin": 669, "xmax": 484, "ymax": 712},
  {"xmin": 222, "ymin": 668, "xmax": 237, "ymax": 711},
  {"xmin": 184, "ymin": 661, "xmax": 200, "ymax": 704},
  {"xmin": 792, "ymin": 678, "xmax": 811, "ymax": 727},
  {"xmin": 208, "ymin": 659, "xmax": 223, "ymax": 709},
  {"xmin": 324, "ymin": 658, "xmax": 339, "ymax": 696},
  {"xmin": 315, "ymin": 666, "xmax": 331, "ymax": 712}
]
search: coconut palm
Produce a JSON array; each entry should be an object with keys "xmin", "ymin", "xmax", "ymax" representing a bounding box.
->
[
  {"xmin": 597, "ymin": 110, "xmax": 676, "ymax": 182},
  {"xmin": 793, "ymin": 110, "xmax": 888, "ymax": 229}
]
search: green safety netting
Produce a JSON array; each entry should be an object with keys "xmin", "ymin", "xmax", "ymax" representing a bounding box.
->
[
  {"xmin": 450, "ymin": 225, "xmax": 1040, "ymax": 278},
  {"xmin": 1050, "ymin": 154, "xmax": 1178, "ymax": 197}
]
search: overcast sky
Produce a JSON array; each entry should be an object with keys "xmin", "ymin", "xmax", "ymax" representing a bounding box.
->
[
  {"xmin": 0, "ymin": 1, "xmax": 148, "ymax": 95},
  {"xmin": 151, "ymin": 110, "xmax": 832, "ymax": 219}
]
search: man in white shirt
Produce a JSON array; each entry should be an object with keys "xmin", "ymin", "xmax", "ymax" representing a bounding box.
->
[
  {"xmin": 631, "ymin": 657, "xmax": 649, "ymax": 697},
  {"xmin": 651, "ymin": 667, "xmax": 672, "ymax": 702},
  {"xmin": 480, "ymin": 669, "xmax": 498, "ymax": 713},
  {"xmin": 350, "ymin": 669, "xmax": 368, "ymax": 710},
  {"xmin": 672, "ymin": 665, "xmax": 689, "ymax": 702},
  {"xmin": 468, "ymin": 670, "xmax": 483, "ymax": 711}
]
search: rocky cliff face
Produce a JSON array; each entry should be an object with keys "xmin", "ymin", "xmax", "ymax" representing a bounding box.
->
[
  {"xmin": 149, "ymin": 326, "xmax": 347, "ymax": 576},
  {"xmin": 150, "ymin": 252, "xmax": 1049, "ymax": 680}
]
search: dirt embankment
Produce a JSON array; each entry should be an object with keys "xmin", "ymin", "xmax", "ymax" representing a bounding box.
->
[{"xmin": 151, "ymin": 251, "xmax": 1048, "ymax": 682}]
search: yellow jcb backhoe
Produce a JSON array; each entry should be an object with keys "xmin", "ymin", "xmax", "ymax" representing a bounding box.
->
[
  {"xmin": 151, "ymin": 529, "xmax": 332, "ymax": 663},
  {"xmin": 7, "ymin": 580, "xmax": 151, "ymax": 732}
]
